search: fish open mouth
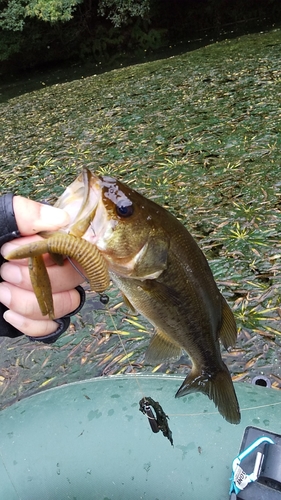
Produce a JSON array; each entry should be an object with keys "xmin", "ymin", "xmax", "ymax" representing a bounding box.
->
[{"xmin": 55, "ymin": 169, "xmax": 105, "ymax": 242}]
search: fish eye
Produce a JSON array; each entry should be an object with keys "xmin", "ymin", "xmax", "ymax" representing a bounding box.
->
[{"xmin": 116, "ymin": 202, "xmax": 134, "ymax": 218}]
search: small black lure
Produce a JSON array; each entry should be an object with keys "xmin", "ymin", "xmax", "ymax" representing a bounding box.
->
[{"xmin": 139, "ymin": 397, "xmax": 173, "ymax": 446}]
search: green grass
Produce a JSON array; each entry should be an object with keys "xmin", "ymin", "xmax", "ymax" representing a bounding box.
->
[{"xmin": 1, "ymin": 28, "xmax": 281, "ymax": 406}]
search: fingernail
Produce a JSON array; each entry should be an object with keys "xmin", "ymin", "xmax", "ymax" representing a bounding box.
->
[
  {"xmin": 0, "ymin": 284, "xmax": 11, "ymax": 307},
  {"xmin": 3, "ymin": 310, "xmax": 23, "ymax": 329},
  {"xmin": 1, "ymin": 263, "xmax": 22, "ymax": 284},
  {"xmin": 1, "ymin": 242, "xmax": 18, "ymax": 258},
  {"xmin": 39, "ymin": 205, "xmax": 70, "ymax": 229}
]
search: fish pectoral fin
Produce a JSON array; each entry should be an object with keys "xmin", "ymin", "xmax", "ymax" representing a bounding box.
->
[
  {"xmin": 138, "ymin": 279, "xmax": 182, "ymax": 308},
  {"xmin": 121, "ymin": 292, "xmax": 136, "ymax": 313},
  {"xmin": 133, "ymin": 235, "xmax": 169, "ymax": 279},
  {"xmin": 145, "ymin": 329, "xmax": 182, "ymax": 364},
  {"xmin": 218, "ymin": 297, "xmax": 237, "ymax": 349},
  {"xmin": 175, "ymin": 364, "xmax": 241, "ymax": 424}
]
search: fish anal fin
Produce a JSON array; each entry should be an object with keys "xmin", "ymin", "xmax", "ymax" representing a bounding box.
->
[
  {"xmin": 145, "ymin": 329, "xmax": 182, "ymax": 364},
  {"xmin": 219, "ymin": 297, "xmax": 237, "ymax": 349},
  {"xmin": 175, "ymin": 363, "xmax": 240, "ymax": 424}
]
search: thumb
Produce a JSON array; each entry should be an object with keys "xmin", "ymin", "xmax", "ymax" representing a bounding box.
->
[{"xmin": 13, "ymin": 196, "xmax": 70, "ymax": 235}]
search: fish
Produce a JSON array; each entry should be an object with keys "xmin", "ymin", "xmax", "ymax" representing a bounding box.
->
[{"xmin": 6, "ymin": 169, "xmax": 240, "ymax": 424}]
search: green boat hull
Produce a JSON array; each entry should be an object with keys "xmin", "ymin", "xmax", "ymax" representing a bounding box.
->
[{"xmin": 0, "ymin": 375, "xmax": 280, "ymax": 499}]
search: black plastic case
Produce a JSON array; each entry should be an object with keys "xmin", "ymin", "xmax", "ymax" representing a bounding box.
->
[{"xmin": 232, "ymin": 426, "xmax": 281, "ymax": 499}]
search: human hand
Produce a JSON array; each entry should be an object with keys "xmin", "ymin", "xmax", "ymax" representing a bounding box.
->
[{"xmin": 0, "ymin": 196, "xmax": 85, "ymax": 338}]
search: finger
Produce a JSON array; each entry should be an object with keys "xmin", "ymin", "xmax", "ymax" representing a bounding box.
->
[
  {"xmin": 3, "ymin": 310, "xmax": 59, "ymax": 337},
  {"xmin": 0, "ymin": 283, "xmax": 82, "ymax": 320},
  {"xmin": 1, "ymin": 259, "xmax": 84, "ymax": 293},
  {"xmin": 13, "ymin": 196, "xmax": 70, "ymax": 235}
]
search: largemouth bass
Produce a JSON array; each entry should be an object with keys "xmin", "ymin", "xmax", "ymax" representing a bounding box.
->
[{"xmin": 7, "ymin": 169, "xmax": 240, "ymax": 424}]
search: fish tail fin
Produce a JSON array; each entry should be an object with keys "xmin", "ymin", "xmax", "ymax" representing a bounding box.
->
[{"xmin": 175, "ymin": 364, "xmax": 241, "ymax": 424}]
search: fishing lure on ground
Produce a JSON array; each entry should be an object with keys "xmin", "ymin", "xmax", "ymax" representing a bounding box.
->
[{"xmin": 139, "ymin": 397, "xmax": 173, "ymax": 446}]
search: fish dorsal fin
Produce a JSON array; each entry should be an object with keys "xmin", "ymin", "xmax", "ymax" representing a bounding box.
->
[
  {"xmin": 145, "ymin": 329, "xmax": 182, "ymax": 364},
  {"xmin": 218, "ymin": 297, "xmax": 237, "ymax": 349}
]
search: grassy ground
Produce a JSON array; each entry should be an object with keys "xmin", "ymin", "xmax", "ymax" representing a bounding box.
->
[{"xmin": 0, "ymin": 28, "xmax": 281, "ymax": 408}]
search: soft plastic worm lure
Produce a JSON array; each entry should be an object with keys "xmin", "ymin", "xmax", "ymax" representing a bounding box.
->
[{"xmin": 6, "ymin": 232, "xmax": 110, "ymax": 319}]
